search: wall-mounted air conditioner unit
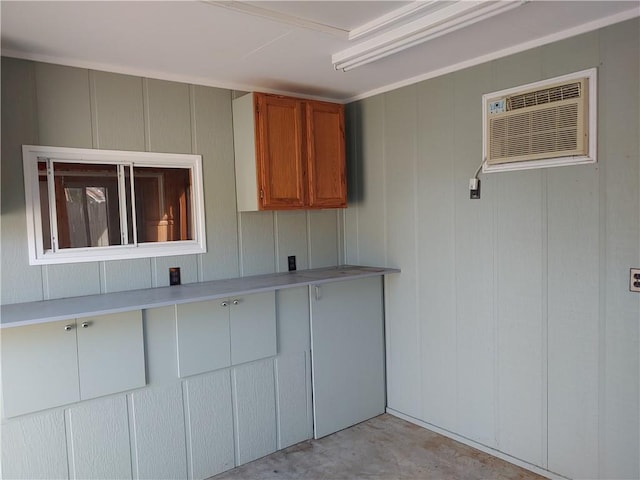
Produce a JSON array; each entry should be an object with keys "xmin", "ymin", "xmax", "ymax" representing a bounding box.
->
[{"xmin": 482, "ymin": 68, "xmax": 597, "ymax": 173}]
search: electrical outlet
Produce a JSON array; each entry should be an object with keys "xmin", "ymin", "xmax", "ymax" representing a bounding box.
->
[
  {"xmin": 630, "ymin": 268, "xmax": 640, "ymax": 292},
  {"xmin": 288, "ymin": 255, "xmax": 296, "ymax": 272}
]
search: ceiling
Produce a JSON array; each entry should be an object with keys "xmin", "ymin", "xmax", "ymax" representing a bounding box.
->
[{"xmin": 1, "ymin": 1, "xmax": 639, "ymax": 103}]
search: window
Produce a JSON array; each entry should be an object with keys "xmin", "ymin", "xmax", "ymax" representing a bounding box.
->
[{"xmin": 23, "ymin": 145, "xmax": 207, "ymax": 265}]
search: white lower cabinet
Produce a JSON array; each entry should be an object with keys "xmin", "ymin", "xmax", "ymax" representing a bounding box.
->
[
  {"xmin": 176, "ymin": 292, "xmax": 276, "ymax": 378},
  {"xmin": 1, "ymin": 311, "xmax": 145, "ymax": 418},
  {"xmin": 1, "ymin": 275, "xmax": 386, "ymax": 480},
  {"xmin": 310, "ymin": 276, "xmax": 386, "ymax": 438}
]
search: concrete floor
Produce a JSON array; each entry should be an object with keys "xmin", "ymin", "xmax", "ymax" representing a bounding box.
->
[{"xmin": 211, "ymin": 414, "xmax": 545, "ymax": 480}]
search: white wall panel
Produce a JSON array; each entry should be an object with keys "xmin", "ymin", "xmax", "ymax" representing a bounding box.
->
[
  {"xmin": 67, "ymin": 396, "xmax": 132, "ymax": 480},
  {"xmin": 416, "ymin": 75, "xmax": 457, "ymax": 432},
  {"xmin": 308, "ymin": 210, "xmax": 341, "ymax": 268},
  {"xmin": 129, "ymin": 384, "xmax": 188, "ymax": 480},
  {"xmin": 275, "ymin": 211, "xmax": 309, "ymax": 272},
  {"xmin": 143, "ymin": 306, "xmax": 178, "ymax": 386},
  {"xmin": 192, "ymin": 85, "xmax": 240, "ymax": 281},
  {"xmin": 0, "ymin": 58, "xmax": 43, "ymax": 305},
  {"xmin": 1, "ymin": 410, "xmax": 69, "ymax": 479},
  {"xmin": 183, "ymin": 371, "xmax": 235, "ymax": 479},
  {"xmin": 239, "ymin": 211, "xmax": 276, "ymax": 276},
  {"xmin": 232, "ymin": 359, "xmax": 277, "ymax": 465},
  {"xmin": 383, "ymin": 85, "xmax": 421, "ymax": 418},
  {"xmin": 452, "ymin": 63, "xmax": 496, "ymax": 448}
]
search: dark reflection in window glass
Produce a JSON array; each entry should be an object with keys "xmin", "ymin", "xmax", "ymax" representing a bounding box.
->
[{"xmin": 133, "ymin": 167, "xmax": 192, "ymax": 243}]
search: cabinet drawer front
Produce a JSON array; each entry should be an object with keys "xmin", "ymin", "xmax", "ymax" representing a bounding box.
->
[
  {"xmin": 2, "ymin": 320, "xmax": 80, "ymax": 418},
  {"xmin": 77, "ymin": 311, "xmax": 146, "ymax": 400}
]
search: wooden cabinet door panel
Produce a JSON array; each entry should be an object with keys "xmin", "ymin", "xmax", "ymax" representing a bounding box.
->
[
  {"xmin": 255, "ymin": 94, "xmax": 306, "ymax": 209},
  {"xmin": 306, "ymin": 101, "xmax": 346, "ymax": 208}
]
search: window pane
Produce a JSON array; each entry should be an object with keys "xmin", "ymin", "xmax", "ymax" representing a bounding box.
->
[
  {"xmin": 134, "ymin": 166, "xmax": 193, "ymax": 243},
  {"xmin": 52, "ymin": 162, "xmax": 122, "ymax": 249},
  {"xmin": 38, "ymin": 161, "xmax": 52, "ymax": 251}
]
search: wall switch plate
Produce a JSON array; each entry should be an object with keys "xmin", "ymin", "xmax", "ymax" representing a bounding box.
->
[
  {"xmin": 469, "ymin": 178, "xmax": 481, "ymax": 200},
  {"xmin": 630, "ymin": 268, "xmax": 640, "ymax": 292},
  {"xmin": 288, "ymin": 255, "xmax": 296, "ymax": 272}
]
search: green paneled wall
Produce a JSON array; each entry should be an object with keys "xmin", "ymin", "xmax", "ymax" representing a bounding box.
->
[
  {"xmin": 0, "ymin": 59, "xmax": 344, "ymax": 303},
  {"xmin": 345, "ymin": 18, "xmax": 639, "ymax": 480}
]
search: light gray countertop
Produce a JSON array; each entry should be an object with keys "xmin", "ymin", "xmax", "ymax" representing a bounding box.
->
[{"xmin": 0, "ymin": 265, "xmax": 400, "ymax": 328}]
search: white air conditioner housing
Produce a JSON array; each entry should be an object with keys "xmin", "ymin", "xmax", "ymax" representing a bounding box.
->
[{"xmin": 482, "ymin": 68, "xmax": 597, "ymax": 173}]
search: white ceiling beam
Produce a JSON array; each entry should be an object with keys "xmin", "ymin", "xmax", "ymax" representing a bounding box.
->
[{"xmin": 333, "ymin": 0, "xmax": 527, "ymax": 71}]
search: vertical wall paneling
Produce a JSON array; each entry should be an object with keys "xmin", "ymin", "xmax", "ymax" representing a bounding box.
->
[
  {"xmin": 415, "ymin": 76, "xmax": 457, "ymax": 432},
  {"xmin": 238, "ymin": 211, "xmax": 276, "ymax": 276},
  {"xmin": 307, "ymin": 210, "xmax": 341, "ymax": 268},
  {"xmin": 191, "ymin": 85, "xmax": 240, "ymax": 281},
  {"xmin": 90, "ymin": 71, "xmax": 145, "ymax": 151},
  {"xmin": 66, "ymin": 396, "xmax": 132, "ymax": 480},
  {"xmin": 232, "ymin": 359, "xmax": 277, "ymax": 465},
  {"xmin": 275, "ymin": 352, "xmax": 311, "ymax": 449},
  {"xmin": 275, "ymin": 287, "xmax": 311, "ymax": 354},
  {"xmin": 382, "ymin": 85, "xmax": 421, "ymax": 418},
  {"xmin": 183, "ymin": 371, "xmax": 235, "ymax": 479},
  {"xmin": 34, "ymin": 63, "xmax": 93, "ymax": 148},
  {"xmin": 544, "ymin": 30, "xmax": 601, "ymax": 480},
  {"xmin": 491, "ymin": 49, "xmax": 545, "ymax": 465},
  {"xmin": 143, "ymin": 306, "xmax": 178, "ymax": 386},
  {"xmin": 1, "ymin": 58, "xmax": 43, "ymax": 304},
  {"xmin": 275, "ymin": 211, "xmax": 309, "ymax": 272},
  {"xmin": 0, "ymin": 410, "xmax": 69, "ymax": 480},
  {"xmin": 129, "ymin": 384, "xmax": 188, "ymax": 479},
  {"xmin": 155, "ymin": 255, "xmax": 199, "ymax": 287},
  {"xmin": 343, "ymin": 103, "xmax": 360, "ymax": 264},
  {"xmin": 353, "ymin": 96, "xmax": 387, "ymax": 266},
  {"xmin": 599, "ymin": 19, "xmax": 640, "ymax": 480},
  {"xmin": 452, "ymin": 64, "xmax": 496, "ymax": 447}
]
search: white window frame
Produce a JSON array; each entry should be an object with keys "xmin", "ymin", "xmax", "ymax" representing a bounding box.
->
[{"xmin": 22, "ymin": 145, "xmax": 207, "ymax": 265}]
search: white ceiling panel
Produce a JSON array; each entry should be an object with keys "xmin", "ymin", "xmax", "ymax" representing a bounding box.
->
[{"xmin": 1, "ymin": 1, "xmax": 638, "ymax": 102}]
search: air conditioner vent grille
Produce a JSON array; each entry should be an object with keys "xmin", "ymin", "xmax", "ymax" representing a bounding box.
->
[
  {"xmin": 507, "ymin": 82, "xmax": 581, "ymax": 111},
  {"xmin": 489, "ymin": 103, "xmax": 581, "ymax": 163}
]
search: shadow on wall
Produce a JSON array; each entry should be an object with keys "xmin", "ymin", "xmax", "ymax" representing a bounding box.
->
[{"xmin": 345, "ymin": 102, "xmax": 364, "ymax": 204}]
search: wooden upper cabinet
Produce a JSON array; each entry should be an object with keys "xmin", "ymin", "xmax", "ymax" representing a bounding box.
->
[
  {"xmin": 233, "ymin": 92, "xmax": 346, "ymax": 211},
  {"xmin": 306, "ymin": 101, "xmax": 346, "ymax": 208},
  {"xmin": 255, "ymin": 94, "xmax": 306, "ymax": 209}
]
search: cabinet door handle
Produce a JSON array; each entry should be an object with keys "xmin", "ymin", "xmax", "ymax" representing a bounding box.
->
[
  {"xmin": 221, "ymin": 301, "xmax": 229, "ymax": 307},
  {"xmin": 81, "ymin": 322, "xmax": 90, "ymax": 328},
  {"xmin": 315, "ymin": 285, "xmax": 321, "ymax": 301},
  {"xmin": 232, "ymin": 299, "xmax": 240, "ymax": 305},
  {"xmin": 64, "ymin": 324, "xmax": 74, "ymax": 331}
]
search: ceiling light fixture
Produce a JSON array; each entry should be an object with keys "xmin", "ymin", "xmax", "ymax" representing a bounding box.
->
[{"xmin": 332, "ymin": 0, "xmax": 527, "ymax": 72}]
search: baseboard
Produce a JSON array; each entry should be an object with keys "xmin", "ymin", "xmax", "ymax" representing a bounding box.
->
[{"xmin": 386, "ymin": 408, "xmax": 569, "ymax": 480}]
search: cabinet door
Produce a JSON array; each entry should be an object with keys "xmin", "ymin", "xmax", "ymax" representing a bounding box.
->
[
  {"xmin": 1, "ymin": 320, "xmax": 79, "ymax": 418},
  {"xmin": 77, "ymin": 311, "xmax": 146, "ymax": 400},
  {"xmin": 176, "ymin": 300, "xmax": 231, "ymax": 377},
  {"xmin": 255, "ymin": 93, "xmax": 306, "ymax": 209},
  {"xmin": 310, "ymin": 276, "xmax": 386, "ymax": 438},
  {"xmin": 306, "ymin": 101, "xmax": 346, "ymax": 208},
  {"xmin": 230, "ymin": 292, "xmax": 277, "ymax": 365}
]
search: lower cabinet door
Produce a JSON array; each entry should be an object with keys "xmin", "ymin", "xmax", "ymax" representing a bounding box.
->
[
  {"xmin": 176, "ymin": 300, "xmax": 231, "ymax": 378},
  {"xmin": 310, "ymin": 276, "xmax": 386, "ymax": 438},
  {"xmin": 76, "ymin": 311, "xmax": 146, "ymax": 400},
  {"xmin": 1, "ymin": 320, "xmax": 80, "ymax": 418},
  {"xmin": 230, "ymin": 291, "xmax": 276, "ymax": 365}
]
